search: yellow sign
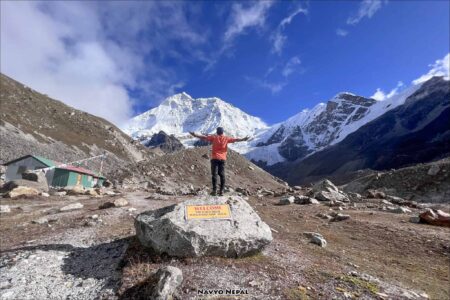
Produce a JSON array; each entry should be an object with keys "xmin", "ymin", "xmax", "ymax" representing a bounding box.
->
[{"xmin": 185, "ymin": 204, "xmax": 231, "ymax": 220}]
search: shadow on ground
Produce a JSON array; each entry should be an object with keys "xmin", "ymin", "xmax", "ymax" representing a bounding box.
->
[{"xmin": 1, "ymin": 237, "xmax": 131, "ymax": 294}]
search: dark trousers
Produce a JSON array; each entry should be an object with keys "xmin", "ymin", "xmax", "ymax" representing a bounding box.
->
[{"xmin": 210, "ymin": 159, "xmax": 225, "ymax": 192}]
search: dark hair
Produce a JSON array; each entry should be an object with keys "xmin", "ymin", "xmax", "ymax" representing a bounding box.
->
[{"xmin": 216, "ymin": 127, "xmax": 224, "ymax": 135}]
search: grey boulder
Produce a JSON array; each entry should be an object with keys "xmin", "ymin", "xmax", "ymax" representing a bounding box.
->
[
  {"xmin": 60, "ymin": 202, "xmax": 84, "ymax": 212},
  {"xmin": 304, "ymin": 232, "xmax": 327, "ymax": 247},
  {"xmin": 278, "ymin": 196, "xmax": 295, "ymax": 205},
  {"xmin": 135, "ymin": 196, "xmax": 272, "ymax": 257},
  {"xmin": 308, "ymin": 179, "xmax": 349, "ymax": 202}
]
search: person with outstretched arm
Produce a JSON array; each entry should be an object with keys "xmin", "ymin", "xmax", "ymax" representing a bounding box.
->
[{"xmin": 190, "ymin": 127, "xmax": 250, "ymax": 196}]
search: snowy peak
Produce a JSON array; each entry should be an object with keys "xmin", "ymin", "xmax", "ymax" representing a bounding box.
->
[
  {"xmin": 122, "ymin": 93, "xmax": 268, "ymax": 146},
  {"xmin": 246, "ymin": 83, "xmax": 422, "ymax": 166}
]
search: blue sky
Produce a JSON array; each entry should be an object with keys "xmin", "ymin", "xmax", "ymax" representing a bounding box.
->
[{"xmin": 1, "ymin": 1, "xmax": 449, "ymax": 126}]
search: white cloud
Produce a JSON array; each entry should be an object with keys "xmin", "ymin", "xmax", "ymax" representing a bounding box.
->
[
  {"xmin": 347, "ymin": 0, "xmax": 385, "ymax": 25},
  {"xmin": 371, "ymin": 81, "xmax": 404, "ymax": 101},
  {"xmin": 271, "ymin": 5, "xmax": 308, "ymax": 55},
  {"xmin": 336, "ymin": 28, "xmax": 349, "ymax": 37},
  {"xmin": 245, "ymin": 76, "xmax": 286, "ymax": 94},
  {"xmin": 224, "ymin": 1, "xmax": 274, "ymax": 42},
  {"xmin": 282, "ymin": 56, "xmax": 301, "ymax": 77},
  {"xmin": 413, "ymin": 53, "xmax": 450, "ymax": 85},
  {"xmin": 0, "ymin": 1, "xmax": 206, "ymax": 126},
  {"xmin": 248, "ymin": 56, "xmax": 301, "ymax": 93},
  {"xmin": 280, "ymin": 5, "xmax": 308, "ymax": 28}
]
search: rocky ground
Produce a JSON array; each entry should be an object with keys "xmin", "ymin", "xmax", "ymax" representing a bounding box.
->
[
  {"xmin": 1, "ymin": 189, "xmax": 448, "ymax": 300},
  {"xmin": 110, "ymin": 147, "xmax": 287, "ymax": 196}
]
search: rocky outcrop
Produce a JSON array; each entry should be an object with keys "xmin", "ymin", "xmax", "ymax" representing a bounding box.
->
[
  {"xmin": 343, "ymin": 158, "xmax": 450, "ymax": 203},
  {"xmin": 135, "ymin": 196, "xmax": 272, "ymax": 257},
  {"xmin": 144, "ymin": 131, "xmax": 184, "ymax": 153},
  {"xmin": 308, "ymin": 179, "xmax": 349, "ymax": 202}
]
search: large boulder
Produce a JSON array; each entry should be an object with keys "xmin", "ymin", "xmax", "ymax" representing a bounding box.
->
[
  {"xmin": 2, "ymin": 179, "xmax": 49, "ymax": 193},
  {"xmin": 419, "ymin": 209, "xmax": 450, "ymax": 227},
  {"xmin": 65, "ymin": 185, "xmax": 86, "ymax": 195},
  {"xmin": 311, "ymin": 179, "xmax": 339, "ymax": 193},
  {"xmin": 308, "ymin": 179, "xmax": 349, "ymax": 202},
  {"xmin": 135, "ymin": 196, "xmax": 272, "ymax": 258},
  {"xmin": 7, "ymin": 186, "xmax": 40, "ymax": 198}
]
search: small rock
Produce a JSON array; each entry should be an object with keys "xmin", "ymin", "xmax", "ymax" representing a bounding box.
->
[
  {"xmin": 279, "ymin": 196, "xmax": 295, "ymax": 205},
  {"xmin": 316, "ymin": 213, "xmax": 333, "ymax": 220},
  {"xmin": 248, "ymin": 166, "xmax": 255, "ymax": 171},
  {"xmin": 427, "ymin": 165, "xmax": 440, "ymax": 176},
  {"xmin": 32, "ymin": 217, "xmax": 48, "ymax": 224},
  {"xmin": 83, "ymin": 220, "xmax": 98, "ymax": 227},
  {"xmin": 248, "ymin": 280, "xmax": 258, "ymax": 287},
  {"xmin": 308, "ymin": 198, "xmax": 320, "ymax": 204},
  {"xmin": 128, "ymin": 207, "xmax": 137, "ymax": 212},
  {"xmin": 387, "ymin": 206, "xmax": 411, "ymax": 214},
  {"xmin": 1, "ymin": 291, "xmax": 14, "ymax": 299},
  {"xmin": 410, "ymin": 216, "xmax": 421, "ymax": 223},
  {"xmin": 294, "ymin": 195, "xmax": 319, "ymax": 205},
  {"xmin": 381, "ymin": 200, "xmax": 393, "ymax": 206},
  {"xmin": 152, "ymin": 266, "xmax": 183, "ymax": 300},
  {"xmin": 54, "ymin": 191, "xmax": 67, "ymax": 197},
  {"xmin": 113, "ymin": 198, "xmax": 128, "ymax": 207},
  {"xmin": 332, "ymin": 213, "xmax": 351, "ymax": 221},
  {"xmin": 0, "ymin": 205, "xmax": 11, "ymax": 214},
  {"xmin": 90, "ymin": 214, "xmax": 99, "ymax": 219},
  {"xmin": 367, "ymin": 189, "xmax": 386, "ymax": 199},
  {"xmin": 60, "ymin": 202, "xmax": 84, "ymax": 212},
  {"xmin": 0, "ymin": 281, "xmax": 12, "ymax": 290},
  {"xmin": 304, "ymin": 232, "xmax": 327, "ymax": 247},
  {"xmin": 40, "ymin": 192, "xmax": 50, "ymax": 197}
]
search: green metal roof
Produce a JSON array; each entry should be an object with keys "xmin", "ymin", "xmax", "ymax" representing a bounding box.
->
[
  {"xmin": 3, "ymin": 154, "xmax": 57, "ymax": 166},
  {"xmin": 33, "ymin": 156, "xmax": 60, "ymax": 167}
]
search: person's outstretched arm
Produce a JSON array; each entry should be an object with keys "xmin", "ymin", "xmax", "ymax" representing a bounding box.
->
[
  {"xmin": 189, "ymin": 132, "xmax": 210, "ymax": 140},
  {"xmin": 230, "ymin": 136, "xmax": 251, "ymax": 143}
]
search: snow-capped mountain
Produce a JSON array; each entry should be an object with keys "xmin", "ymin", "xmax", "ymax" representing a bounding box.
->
[
  {"xmin": 245, "ymin": 84, "xmax": 421, "ymax": 166},
  {"xmin": 123, "ymin": 83, "xmax": 421, "ymax": 164},
  {"xmin": 123, "ymin": 92, "xmax": 268, "ymax": 148}
]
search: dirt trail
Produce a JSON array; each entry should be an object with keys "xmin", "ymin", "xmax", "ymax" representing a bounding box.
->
[{"xmin": 1, "ymin": 193, "xmax": 449, "ymax": 300}]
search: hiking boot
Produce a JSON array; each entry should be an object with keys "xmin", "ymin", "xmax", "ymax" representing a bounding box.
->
[
  {"xmin": 210, "ymin": 190, "xmax": 217, "ymax": 196},
  {"xmin": 218, "ymin": 190, "xmax": 224, "ymax": 196}
]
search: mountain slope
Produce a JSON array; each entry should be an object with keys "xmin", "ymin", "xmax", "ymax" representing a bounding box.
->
[
  {"xmin": 123, "ymin": 92, "xmax": 268, "ymax": 149},
  {"xmin": 246, "ymin": 85, "xmax": 421, "ymax": 166},
  {"xmin": 273, "ymin": 76, "xmax": 450, "ymax": 185},
  {"xmin": 0, "ymin": 73, "xmax": 153, "ymax": 175}
]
